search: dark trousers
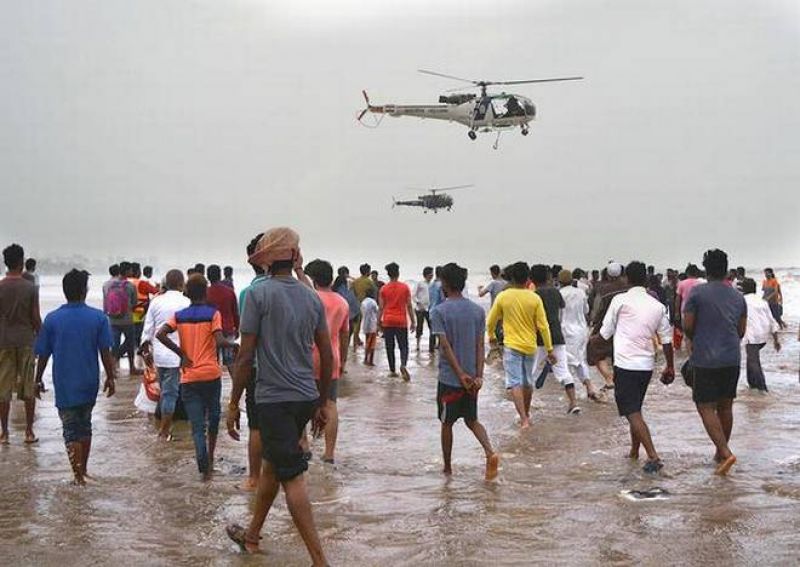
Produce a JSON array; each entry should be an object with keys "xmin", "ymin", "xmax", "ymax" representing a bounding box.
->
[
  {"xmin": 384, "ymin": 327, "xmax": 409, "ymax": 372},
  {"xmin": 415, "ymin": 310, "xmax": 435, "ymax": 351},
  {"xmin": 111, "ymin": 324, "xmax": 136, "ymax": 361},
  {"xmin": 745, "ymin": 343, "xmax": 767, "ymax": 391}
]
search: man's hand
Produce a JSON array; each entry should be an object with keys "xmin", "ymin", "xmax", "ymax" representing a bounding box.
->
[
  {"xmin": 546, "ymin": 351, "xmax": 557, "ymax": 365},
  {"xmin": 180, "ymin": 354, "xmax": 194, "ymax": 369},
  {"xmin": 458, "ymin": 372, "xmax": 475, "ymax": 391},
  {"xmin": 311, "ymin": 404, "xmax": 329, "ymax": 438},
  {"xmin": 103, "ymin": 377, "xmax": 116, "ymax": 397},
  {"xmin": 226, "ymin": 402, "xmax": 241, "ymax": 441},
  {"xmin": 35, "ymin": 380, "xmax": 45, "ymax": 400},
  {"xmin": 473, "ymin": 376, "xmax": 484, "ymax": 392},
  {"xmin": 660, "ymin": 366, "xmax": 675, "ymax": 385}
]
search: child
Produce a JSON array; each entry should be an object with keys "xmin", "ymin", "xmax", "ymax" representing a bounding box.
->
[
  {"xmin": 157, "ymin": 274, "xmax": 237, "ymax": 480},
  {"xmin": 360, "ymin": 287, "xmax": 379, "ymax": 366}
]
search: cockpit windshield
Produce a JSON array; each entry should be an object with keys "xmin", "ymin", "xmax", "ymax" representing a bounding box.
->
[{"xmin": 491, "ymin": 96, "xmax": 529, "ymax": 118}]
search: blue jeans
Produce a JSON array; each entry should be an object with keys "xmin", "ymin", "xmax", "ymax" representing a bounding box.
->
[
  {"xmin": 59, "ymin": 402, "xmax": 95, "ymax": 443},
  {"xmin": 111, "ymin": 324, "xmax": 136, "ymax": 361},
  {"xmin": 181, "ymin": 378, "xmax": 221, "ymax": 474},
  {"xmin": 157, "ymin": 367, "xmax": 181, "ymax": 415}
]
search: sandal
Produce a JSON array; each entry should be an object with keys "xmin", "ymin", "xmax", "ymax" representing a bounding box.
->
[
  {"xmin": 226, "ymin": 523, "xmax": 260, "ymax": 553},
  {"xmin": 24, "ymin": 433, "xmax": 39, "ymax": 444}
]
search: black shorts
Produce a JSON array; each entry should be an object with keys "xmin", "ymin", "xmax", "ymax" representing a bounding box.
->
[
  {"xmin": 692, "ymin": 366, "xmax": 739, "ymax": 404},
  {"xmin": 245, "ymin": 372, "xmax": 258, "ymax": 430},
  {"xmin": 256, "ymin": 400, "xmax": 317, "ymax": 482},
  {"xmin": 437, "ymin": 383, "xmax": 478, "ymax": 425},
  {"xmin": 613, "ymin": 367, "xmax": 652, "ymax": 417}
]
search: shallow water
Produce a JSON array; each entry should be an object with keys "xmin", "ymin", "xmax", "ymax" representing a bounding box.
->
[{"xmin": 1, "ymin": 280, "xmax": 799, "ymax": 566}]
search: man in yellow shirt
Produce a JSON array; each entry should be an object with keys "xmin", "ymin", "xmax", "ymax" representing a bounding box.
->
[{"xmin": 486, "ymin": 262, "xmax": 556, "ymax": 429}]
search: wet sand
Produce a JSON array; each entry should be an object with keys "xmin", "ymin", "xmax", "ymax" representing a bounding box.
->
[{"xmin": 1, "ymin": 298, "xmax": 799, "ymax": 566}]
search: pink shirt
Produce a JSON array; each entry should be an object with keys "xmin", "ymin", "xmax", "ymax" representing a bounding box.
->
[
  {"xmin": 677, "ymin": 278, "xmax": 704, "ymax": 312},
  {"xmin": 313, "ymin": 290, "xmax": 350, "ymax": 380}
]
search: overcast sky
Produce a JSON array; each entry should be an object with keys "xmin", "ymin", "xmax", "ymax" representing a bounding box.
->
[{"xmin": 2, "ymin": 0, "xmax": 799, "ymax": 275}]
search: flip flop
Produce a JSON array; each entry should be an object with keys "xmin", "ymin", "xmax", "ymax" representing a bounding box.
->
[
  {"xmin": 225, "ymin": 524, "xmax": 260, "ymax": 554},
  {"xmin": 568, "ymin": 406, "xmax": 581, "ymax": 415},
  {"xmin": 24, "ymin": 434, "xmax": 39, "ymax": 444}
]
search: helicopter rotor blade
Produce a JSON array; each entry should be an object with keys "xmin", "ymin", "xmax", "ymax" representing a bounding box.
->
[
  {"xmin": 418, "ymin": 69, "xmax": 476, "ymax": 85},
  {"xmin": 488, "ymin": 76, "xmax": 584, "ymax": 86},
  {"xmin": 431, "ymin": 184, "xmax": 474, "ymax": 192}
]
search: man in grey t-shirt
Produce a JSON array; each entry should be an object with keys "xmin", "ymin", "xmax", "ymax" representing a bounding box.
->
[
  {"xmin": 225, "ymin": 227, "xmax": 333, "ymax": 566},
  {"xmin": 683, "ymin": 249, "xmax": 747, "ymax": 477},
  {"xmin": 430, "ymin": 263, "xmax": 499, "ymax": 481}
]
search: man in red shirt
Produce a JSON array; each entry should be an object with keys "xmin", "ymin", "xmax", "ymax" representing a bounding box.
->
[
  {"xmin": 379, "ymin": 262, "xmax": 416, "ymax": 381},
  {"xmin": 206, "ymin": 265, "xmax": 240, "ymax": 377}
]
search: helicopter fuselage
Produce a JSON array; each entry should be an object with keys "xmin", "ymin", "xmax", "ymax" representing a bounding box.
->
[
  {"xmin": 395, "ymin": 193, "xmax": 455, "ymax": 213},
  {"xmin": 368, "ymin": 94, "xmax": 536, "ymax": 133}
]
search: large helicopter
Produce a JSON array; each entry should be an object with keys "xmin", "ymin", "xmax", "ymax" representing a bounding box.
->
[
  {"xmin": 358, "ymin": 69, "xmax": 582, "ymax": 147},
  {"xmin": 392, "ymin": 184, "xmax": 474, "ymax": 213}
]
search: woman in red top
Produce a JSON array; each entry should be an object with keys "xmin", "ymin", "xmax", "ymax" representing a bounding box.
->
[{"xmin": 379, "ymin": 263, "xmax": 416, "ymax": 381}]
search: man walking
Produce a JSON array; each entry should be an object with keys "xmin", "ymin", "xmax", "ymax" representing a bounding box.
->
[
  {"xmin": 34, "ymin": 269, "xmax": 117, "ymax": 484},
  {"xmin": 741, "ymin": 278, "xmax": 781, "ymax": 392},
  {"xmin": 0, "ymin": 244, "xmax": 42, "ymax": 444},
  {"xmin": 558, "ymin": 269, "xmax": 601, "ymax": 402},
  {"xmin": 351, "ymin": 263, "xmax": 376, "ymax": 349},
  {"xmin": 379, "ymin": 262, "xmax": 415, "ymax": 381},
  {"xmin": 225, "ymin": 227, "xmax": 333, "ymax": 565},
  {"xmin": 140, "ymin": 269, "xmax": 190, "ymax": 440},
  {"xmin": 599, "ymin": 261, "xmax": 674, "ymax": 474},
  {"xmin": 683, "ymin": 249, "xmax": 747, "ymax": 475},
  {"xmin": 103, "ymin": 261, "xmax": 140, "ymax": 375},
  {"xmin": 486, "ymin": 262, "xmax": 554, "ymax": 429},
  {"xmin": 413, "ymin": 266, "xmax": 433, "ymax": 352},
  {"xmin": 431, "ymin": 263, "xmax": 499, "ymax": 480}
]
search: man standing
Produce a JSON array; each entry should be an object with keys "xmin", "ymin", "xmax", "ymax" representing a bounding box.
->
[
  {"xmin": 140, "ymin": 269, "xmax": 190, "ymax": 440},
  {"xmin": 0, "ymin": 244, "xmax": 42, "ymax": 444},
  {"xmin": 351, "ymin": 263, "xmax": 376, "ymax": 349},
  {"xmin": 305, "ymin": 259, "xmax": 350, "ymax": 464},
  {"xmin": 413, "ymin": 266, "xmax": 433, "ymax": 352},
  {"xmin": 34, "ymin": 269, "xmax": 116, "ymax": 484},
  {"xmin": 683, "ymin": 249, "xmax": 747, "ymax": 475},
  {"xmin": 599, "ymin": 261, "xmax": 674, "ymax": 474},
  {"xmin": 225, "ymin": 227, "xmax": 333, "ymax": 565},
  {"xmin": 431, "ymin": 263, "xmax": 499, "ymax": 480},
  {"xmin": 222, "ymin": 266, "xmax": 235, "ymax": 289},
  {"xmin": 742, "ymin": 278, "xmax": 781, "ymax": 392},
  {"xmin": 762, "ymin": 268, "xmax": 787, "ymax": 329},
  {"xmin": 675, "ymin": 264, "xmax": 704, "ymax": 337},
  {"xmin": 235, "ymin": 233, "xmax": 268, "ymax": 491},
  {"xmin": 486, "ymin": 262, "xmax": 554, "ymax": 429},
  {"xmin": 478, "ymin": 264, "xmax": 508, "ymax": 306},
  {"xmin": 207, "ymin": 264, "xmax": 240, "ymax": 377},
  {"xmin": 558, "ymin": 269, "xmax": 601, "ymax": 402},
  {"xmin": 379, "ymin": 262, "xmax": 416, "ymax": 381},
  {"xmin": 530, "ymin": 265, "xmax": 580, "ymax": 414},
  {"xmin": 103, "ymin": 261, "xmax": 140, "ymax": 375},
  {"xmin": 22, "ymin": 258, "xmax": 39, "ymax": 287}
]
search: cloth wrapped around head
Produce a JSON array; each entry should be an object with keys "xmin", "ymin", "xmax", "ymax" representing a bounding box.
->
[{"xmin": 248, "ymin": 227, "xmax": 301, "ymax": 270}]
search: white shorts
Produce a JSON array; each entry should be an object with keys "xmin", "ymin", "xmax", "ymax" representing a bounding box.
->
[{"xmin": 532, "ymin": 345, "xmax": 575, "ymax": 387}]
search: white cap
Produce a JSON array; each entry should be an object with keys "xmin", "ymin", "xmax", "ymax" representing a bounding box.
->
[{"xmin": 607, "ymin": 262, "xmax": 623, "ymax": 278}]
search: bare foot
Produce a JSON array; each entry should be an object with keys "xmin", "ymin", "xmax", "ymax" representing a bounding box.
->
[
  {"xmin": 715, "ymin": 454, "xmax": 737, "ymax": 476},
  {"xmin": 202, "ymin": 471, "xmax": 213, "ymax": 482},
  {"xmin": 72, "ymin": 476, "xmax": 86, "ymax": 487},
  {"xmin": 240, "ymin": 478, "xmax": 258, "ymax": 492},
  {"xmin": 628, "ymin": 449, "xmax": 640, "ymax": 460},
  {"xmin": 520, "ymin": 419, "xmax": 531, "ymax": 430},
  {"xmin": 0, "ymin": 432, "xmax": 9, "ymax": 445},
  {"xmin": 24, "ymin": 432, "xmax": 38, "ymax": 444},
  {"xmin": 713, "ymin": 452, "xmax": 723, "ymax": 463},
  {"xmin": 485, "ymin": 453, "xmax": 500, "ymax": 481},
  {"xmin": 443, "ymin": 466, "xmax": 452, "ymax": 476}
]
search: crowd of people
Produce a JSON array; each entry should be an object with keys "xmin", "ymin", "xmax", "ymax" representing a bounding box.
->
[{"xmin": 0, "ymin": 233, "xmax": 795, "ymax": 566}]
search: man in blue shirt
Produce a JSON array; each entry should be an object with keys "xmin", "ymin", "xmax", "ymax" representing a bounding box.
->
[
  {"xmin": 34, "ymin": 270, "xmax": 117, "ymax": 485},
  {"xmin": 430, "ymin": 263, "xmax": 499, "ymax": 481},
  {"xmin": 683, "ymin": 249, "xmax": 747, "ymax": 476}
]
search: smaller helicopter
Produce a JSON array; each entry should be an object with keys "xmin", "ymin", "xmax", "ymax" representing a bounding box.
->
[{"xmin": 392, "ymin": 184, "xmax": 474, "ymax": 213}]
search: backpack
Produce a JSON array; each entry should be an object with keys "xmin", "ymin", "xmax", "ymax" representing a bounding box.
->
[{"xmin": 105, "ymin": 280, "xmax": 130, "ymax": 318}]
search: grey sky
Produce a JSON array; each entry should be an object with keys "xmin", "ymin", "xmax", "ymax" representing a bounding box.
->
[{"xmin": 2, "ymin": 0, "xmax": 799, "ymax": 274}]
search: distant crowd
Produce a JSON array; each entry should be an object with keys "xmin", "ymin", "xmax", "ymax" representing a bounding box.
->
[{"xmin": 0, "ymin": 233, "xmax": 795, "ymax": 566}]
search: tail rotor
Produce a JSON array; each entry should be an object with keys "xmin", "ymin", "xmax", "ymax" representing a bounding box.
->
[{"xmin": 357, "ymin": 90, "xmax": 384, "ymax": 128}]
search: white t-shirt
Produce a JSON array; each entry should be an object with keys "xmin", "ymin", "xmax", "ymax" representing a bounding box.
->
[
  {"xmin": 360, "ymin": 297, "xmax": 379, "ymax": 334},
  {"xmin": 743, "ymin": 294, "xmax": 778, "ymax": 345}
]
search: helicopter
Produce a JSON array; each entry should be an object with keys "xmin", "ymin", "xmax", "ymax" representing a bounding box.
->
[
  {"xmin": 392, "ymin": 184, "xmax": 474, "ymax": 213},
  {"xmin": 358, "ymin": 69, "xmax": 583, "ymax": 147}
]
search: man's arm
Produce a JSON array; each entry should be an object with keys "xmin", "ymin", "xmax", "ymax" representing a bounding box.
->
[
  {"xmin": 156, "ymin": 324, "xmax": 190, "ymax": 366},
  {"xmin": 475, "ymin": 329, "xmax": 485, "ymax": 390},
  {"xmin": 486, "ymin": 299, "xmax": 502, "ymax": 342},
  {"xmin": 682, "ymin": 312, "xmax": 696, "ymax": 339},
  {"xmin": 214, "ymin": 329, "xmax": 238, "ymax": 350},
  {"xmin": 100, "ymin": 349, "xmax": 117, "ymax": 397},
  {"xmin": 682, "ymin": 293, "xmax": 697, "ymax": 338},
  {"xmin": 31, "ymin": 291, "xmax": 42, "ymax": 334},
  {"xmin": 34, "ymin": 354, "xmax": 50, "ymax": 398},
  {"xmin": 406, "ymin": 294, "xmax": 416, "ymax": 330},
  {"xmin": 140, "ymin": 303, "xmax": 156, "ymax": 355},
  {"xmin": 534, "ymin": 302, "xmax": 554, "ymax": 353},
  {"xmin": 737, "ymin": 314, "xmax": 747, "ymax": 340},
  {"xmin": 598, "ymin": 296, "xmax": 620, "ymax": 340},
  {"xmin": 438, "ymin": 334, "xmax": 472, "ymax": 389},
  {"xmin": 338, "ymin": 325, "xmax": 349, "ymax": 375},
  {"xmin": 314, "ymin": 327, "xmax": 334, "ymax": 405}
]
